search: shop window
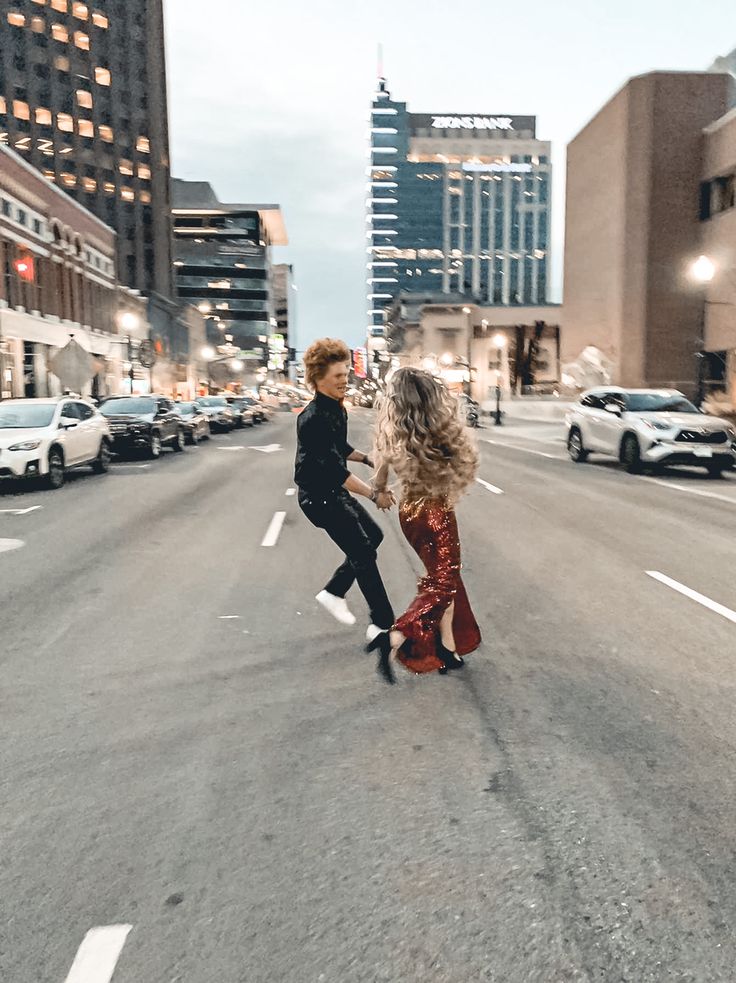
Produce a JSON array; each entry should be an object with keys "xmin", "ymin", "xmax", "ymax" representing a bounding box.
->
[{"xmin": 51, "ymin": 23, "xmax": 69, "ymax": 42}]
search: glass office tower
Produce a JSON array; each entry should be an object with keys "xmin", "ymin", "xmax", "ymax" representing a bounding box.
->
[{"xmin": 367, "ymin": 79, "xmax": 552, "ymax": 342}]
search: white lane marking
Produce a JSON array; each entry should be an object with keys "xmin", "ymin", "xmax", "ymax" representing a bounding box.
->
[
  {"xmin": 476, "ymin": 477, "xmax": 504, "ymax": 495},
  {"xmin": 0, "ymin": 538, "xmax": 24, "ymax": 553},
  {"xmin": 261, "ymin": 511, "xmax": 287, "ymax": 547},
  {"xmin": 0, "ymin": 505, "xmax": 43, "ymax": 515},
  {"xmin": 219, "ymin": 615, "xmax": 240, "ymax": 620},
  {"xmin": 285, "ymin": 488, "xmax": 296, "ymax": 497},
  {"xmin": 646, "ymin": 571, "xmax": 736, "ymax": 626},
  {"xmin": 217, "ymin": 447, "xmax": 245, "ymax": 452},
  {"xmin": 637, "ymin": 475, "xmax": 736, "ymax": 507},
  {"xmin": 250, "ymin": 444, "xmax": 282, "ymax": 454},
  {"xmin": 483, "ymin": 438, "xmax": 564, "ymax": 461},
  {"xmin": 63, "ymin": 925, "xmax": 132, "ymax": 983}
]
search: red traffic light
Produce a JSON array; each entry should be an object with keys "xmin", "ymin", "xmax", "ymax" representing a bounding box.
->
[{"xmin": 14, "ymin": 255, "xmax": 35, "ymax": 282}]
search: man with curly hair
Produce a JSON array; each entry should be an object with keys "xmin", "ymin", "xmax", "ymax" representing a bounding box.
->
[{"xmin": 295, "ymin": 338, "xmax": 395, "ymax": 641}]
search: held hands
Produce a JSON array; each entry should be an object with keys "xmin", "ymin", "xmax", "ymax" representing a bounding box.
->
[{"xmin": 374, "ymin": 489, "xmax": 396, "ymax": 512}]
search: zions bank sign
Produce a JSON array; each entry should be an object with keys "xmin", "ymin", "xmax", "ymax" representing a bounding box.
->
[{"xmin": 409, "ymin": 114, "xmax": 536, "ymax": 136}]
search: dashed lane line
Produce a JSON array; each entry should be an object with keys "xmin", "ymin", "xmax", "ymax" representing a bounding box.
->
[
  {"xmin": 0, "ymin": 505, "xmax": 43, "ymax": 515},
  {"xmin": 63, "ymin": 925, "xmax": 132, "ymax": 983},
  {"xmin": 0, "ymin": 538, "xmax": 24, "ymax": 553},
  {"xmin": 637, "ymin": 475, "xmax": 736, "ymax": 507},
  {"xmin": 646, "ymin": 571, "xmax": 736, "ymax": 626},
  {"xmin": 483, "ymin": 437, "xmax": 565, "ymax": 461},
  {"xmin": 476, "ymin": 477, "xmax": 504, "ymax": 495},
  {"xmin": 261, "ymin": 511, "xmax": 287, "ymax": 547}
]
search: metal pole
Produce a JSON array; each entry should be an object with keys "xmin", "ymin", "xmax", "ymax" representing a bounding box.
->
[
  {"xmin": 127, "ymin": 336, "xmax": 134, "ymax": 394},
  {"xmin": 495, "ymin": 382, "xmax": 502, "ymax": 426}
]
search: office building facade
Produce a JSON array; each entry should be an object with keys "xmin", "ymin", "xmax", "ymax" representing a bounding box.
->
[
  {"xmin": 0, "ymin": 0, "xmax": 173, "ymax": 299},
  {"xmin": 171, "ymin": 179, "xmax": 287, "ymax": 362},
  {"xmin": 367, "ymin": 78, "xmax": 552, "ymax": 346}
]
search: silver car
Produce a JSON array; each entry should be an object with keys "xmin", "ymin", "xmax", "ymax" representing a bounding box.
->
[{"xmin": 566, "ymin": 387, "xmax": 736, "ymax": 477}]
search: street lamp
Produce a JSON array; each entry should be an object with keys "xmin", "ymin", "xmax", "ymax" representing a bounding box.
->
[
  {"xmin": 117, "ymin": 312, "xmax": 140, "ymax": 393},
  {"xmin": 198, "ymin": 302, "xmax": 212, "ymax": 314},
  {"xmin": 691, "ymin": 255, "xmax": 716, "ymax": 283},
  {"xmin": 201, "ymin": 345, "xmax": 216, "ymax": 361},
  {"xmin": 119, "ymin": 311, "xmax": 139, "ymax": 332},
  {"xmin": 231, "ymin": 359, "xmax": 244, "ymax": 372},
  {"xmin": 422, "ymin": 355, "xmax": 437, "ymax": 372},
  {"xmin": 439, "ymin": 351, "xmax": 454, "ymax": 367},
  {"xmin": 492, "ymin": 333, "xmax": 507, "ymax": 426}
]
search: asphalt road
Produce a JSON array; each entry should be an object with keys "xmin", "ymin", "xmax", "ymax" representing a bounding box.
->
[{"xmin": 2, "ymin": 409, "xmax": 736, "ymax": 982}]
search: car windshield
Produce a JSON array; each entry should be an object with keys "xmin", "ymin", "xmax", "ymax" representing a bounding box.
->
[
  {"xmin": 198, "ymin": 397, "xmax": 227, "ymax": 407},
  {"xmin": 0, "ymin": 404, "xmax": 56, "ymax": 429},
  {"xmin": 175, "ymin": 403, "xmax": 195, "ymax": 415},
  {"xmin": 100, "ymin": 398, "xmax": 155, "ymax": 416},
  {"xmin": 627, "ymin": 393, "xmax": 698, "ymax": 414}
]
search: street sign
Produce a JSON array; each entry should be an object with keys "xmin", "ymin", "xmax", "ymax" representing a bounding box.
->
[{"xmin": 137, "ymin": 340, "xmax": 156, "ymax": 368}]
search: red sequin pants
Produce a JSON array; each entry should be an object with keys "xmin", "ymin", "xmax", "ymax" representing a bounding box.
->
[{"xmin": 394, "ymin": 499, "xmax": 481, "ymax": 674}]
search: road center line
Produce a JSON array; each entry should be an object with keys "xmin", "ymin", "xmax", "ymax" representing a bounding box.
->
[
  {"xmin": 261, "ymin": 511, "xmax": 287, "ymax": 547},
  {"xmin": 637, "ymin": 476, "xmax": 736, "ymax": 507},
  {"xmin": 63, "ymin": 925, "xmax": 132, "ymax": 983},
  {"xmin": 0, "ymin": 505, "xmax": 43, "ymax": 515},
  {"xmin": 476, "ymin": 477, "xmax": 504, "ymax": 495},
  {"xmin": 646, "ymin": 571, "xmax": 736, "ymax": 625},
  {"xmin": 483, "ymin": 438, "xmax": 564, "ymax": 461}
]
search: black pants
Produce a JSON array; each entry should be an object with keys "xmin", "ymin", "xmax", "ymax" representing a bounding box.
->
[{"xmin": 300, "ymin": 492, "xmax": 394, "ymax": 630}]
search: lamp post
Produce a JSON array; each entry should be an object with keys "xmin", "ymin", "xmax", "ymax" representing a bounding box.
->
[
  {"xmin": 462, "ymin": 306, "xmax": 473, "ymax": 396},
  {"xmin": 118, "ymin": 311, "xmax": 140, "ymax": 394},
  {"xmin": 491, "ymin": 332, "xmax": 507, "ymax": 425},
  {"xmin": 690, "ymin": 255, "xmax": 717, "ymax": 408}
]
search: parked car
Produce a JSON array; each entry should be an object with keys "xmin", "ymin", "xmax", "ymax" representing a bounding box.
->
[
  {"xmin": 173, "ymin": 401, "xmax": 211, "ymax": 444},
  {"xmin": 566, "ymin": 387, "xmax": 736, "ymax": 477},
  {"xmin": 0, "ymin": 396, "xmax": 112, "ymax": 489},
  {"xmin": 99, "ymin": 395, "xmax": 186, "ymax": 458},
  {"xmin": 241, "ymin": 393, "xmax": 272, "ymax": 423},
  {"xmin": 195, "ymin": 396, "xmax": 236, "ymax": 432},
  {"xmin": 224, "ymin": 395, "xmax": 256, "ymax": 428}
]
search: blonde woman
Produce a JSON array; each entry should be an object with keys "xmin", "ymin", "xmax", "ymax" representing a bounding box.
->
[{"xmin": 366, "ymin": 368, "xmax": 481, "ymax": 683}]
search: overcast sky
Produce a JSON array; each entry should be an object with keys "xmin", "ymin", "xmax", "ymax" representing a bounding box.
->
[{"xmin": 164, "ymin": 0, "xmax": 733, "ymax": 350}]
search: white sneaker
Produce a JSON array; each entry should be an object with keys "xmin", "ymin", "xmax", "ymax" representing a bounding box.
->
[
  {"xmin": 366, "ymin": 624, "xmax": 383, "ymax": 644},
  {"xmin": 315, "ymin": 590, "xmax": 356, "ymax": 626}
]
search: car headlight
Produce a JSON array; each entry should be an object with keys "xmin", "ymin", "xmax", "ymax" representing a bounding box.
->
[
  {"xmin": 642, "ymin": 420, "xmax": 672, "ymax": 432},
  {"xmin": 8, "ymin": 440, "xmax": 42, "ymax": 451}
]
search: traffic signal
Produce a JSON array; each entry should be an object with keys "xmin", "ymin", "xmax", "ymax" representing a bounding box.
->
[{"xmin": 14, "ymin": 254, "xmax": 35, "ymax": 282}]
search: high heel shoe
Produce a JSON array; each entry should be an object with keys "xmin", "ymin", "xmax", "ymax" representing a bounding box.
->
[
  {"xmin": 437, "ymin": 641, "xmax": 465, "ymax": 675},
  {"xmin": 365, "ymin": 631, "xmax": 396, "ymax": 685}
]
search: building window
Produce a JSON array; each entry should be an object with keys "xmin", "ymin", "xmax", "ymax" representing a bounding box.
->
[
  {"xmin": 136, "ymin": 136, "xmax": 150, "ymax": 154},
  {"xmin": 60, "ymin": 173, "xmax": 76, "ymax": 187},
  {"xmin": 76, "ymin": 90, "xmax": 93, "ymax": 109},
  {"xmin": 82, "ymin": 176, "xmax": 96, "ymax": 192},
  {"xmin": 51, "ymin": 0, "xmax": 68, "ymax": 10},
  {"xmin": 13, "ymin": 101, "xmax": 31, "ymax": 121},
  {"xmin": 92, "ymin": 10, "xmax": 108, "ymax": 28},
  {"xmin": 54, "ymin": 54, "xmax": 70, "ymax": 71},
  {"xmin": 137, "ymin": 164, "xmax": 151, "ymax": 180},
  {"xmin": 99, "ymin": 124, "xmax": 113, "ymax": 142},
  {"xmin": 121, "ymin": 187, "xmax": 135, "ymax": 202},
  {"xmin": 103, "ymin": 180, "xmax": 115, "ymax": 193},
  {"xmin": 0, "ymin": 97, "xmax": 6, "ymax": 115},
  {"xmin": 33, "ymin": 218, "xmax": 42, "ymax": 235},
  {"xmin": 94, "ymin": 66, "xmax": 111, "ymax": 86},
  {"xmin": 74, "ymin": 31, "xmax": 90, "ymax": 50},
  {"xmin": 7, "ymin": 11, "xmax": 26, "ymax": 27},
  {"xmin": 51, "ymin": 23, "xmax": 69, "ymax": 42},
  {"xmin": 31, "ymin": 15, "xmax": 46, "ymax": 31},
  {"xmin": 119, "ymin": 159, "xmax": 134, "ymax": 176},
  {"xmin": 35, "ymin": 107, "xmax": 52, "ymax": 125},
  {"xmin": 42, "ymin": 168, "xmax": 55, "ymax": 181},
  {"xmin": 57, "ymin": 112, "xmax": 74, "ymax": 132},
  {"xmin": 32, "ymin": 0, "xmax": 47, "ymax": 5},
  {"xmin": 140, "ymin": 190, "xmax": 151, "ymax": 204},
  {"xmin": 1, "ymin": 200, "xmax": 11, "ymax": 217},
  {"xmin": 17, "ymin": 209, "xmax": 27, "ymax": 226},
  {"xmin": 78, "ymin": 119, "xmax": 94, "ymax": 138},
  {"xmin": 72, "ymin": 2, "xmax": 88, "ymax": 18}
]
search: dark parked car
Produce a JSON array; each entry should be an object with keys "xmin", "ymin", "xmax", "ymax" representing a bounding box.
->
[
  {"xmin": 241, "ymin": 393, "xmax": 272, "ymax": 423},
  {"xmin": 224, "ymin": 395, "xmax": 256, "ymax": 428},
  {"xmin": 195, "ymin": 396, "xmax": 236, "ymax": 432},
  {"xmin": 173, "ymin": 401, "xmax": 211, "ymax": 444},
  {"xmin": 99, "ymin": 395, "xmax": 187, "ymax": 458}
]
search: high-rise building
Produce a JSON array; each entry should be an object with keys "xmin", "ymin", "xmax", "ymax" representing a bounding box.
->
[
  {"xmin": 0, "ymin": 0, "xmax": 173, "ymax": 300},
  {"xmin": 171, "ymin": 179, "xmax": 287, "ymax": 360},
  {"xmin": 271, "ymin": 263, "xmax": 294, "ymax": 344},
  {"xmin": 366, "ymin": 78, "xmax": 552, "ymax": 348}
]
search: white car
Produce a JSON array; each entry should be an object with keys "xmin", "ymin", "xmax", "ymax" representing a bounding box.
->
[
  {"xmin": 0, "ymin": 397, "xmax": 112, "ymax": 489},
  {"xmin": 566, "ymin": 387, "xmax": 736, "ymax": 477}
]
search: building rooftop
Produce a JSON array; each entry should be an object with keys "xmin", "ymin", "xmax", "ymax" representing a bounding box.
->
[{"xmin": 171, "ymin": 178, "xmax": 288, "ymax": 246}]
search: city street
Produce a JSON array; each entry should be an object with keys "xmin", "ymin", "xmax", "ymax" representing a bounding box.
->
[{"xmin": 3, "ymin": 410, "xmax": 736, "ymax": 982}]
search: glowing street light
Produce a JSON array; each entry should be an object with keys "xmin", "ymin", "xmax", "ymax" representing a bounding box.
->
[
  {"xmin": 119, "ymin": 311, "xmax": 139, "ymax": 332},
  {"xmin": 201, "ymin": 345, "xmax": 216, "ymax": 361},
  {"xmin": 231, "ymin": 359, "xmax": 244, "ymax": 372},
  {"xmin": 492, "ymin": 332, "xmax": 507, "ymax": 349},
  {"xmin": 198, "ymin": 301, "xmax": 212, "ymax": 314},
  {"xmin": 422, "ymin": 355, "xmax": 437, "ymax": 371},
  {"xmin": 462, "ymin": 306, "xmax": 472, "ymax": 315},
  {"xmin": 439, "ymin": 352, "xmax": 454, "ymax": 367},
  {"xmin": 691, "ymin": 255, "xmax": 716, "ymax": 283}
]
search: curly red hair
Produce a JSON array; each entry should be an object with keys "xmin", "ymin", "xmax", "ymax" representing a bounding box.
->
[{"xmin": 303, "ymin": 338, "xmax": 351, "ymax": 391}]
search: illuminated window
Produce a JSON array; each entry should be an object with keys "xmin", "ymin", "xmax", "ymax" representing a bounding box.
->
[
  {"xmin": 35, "ymin": 108, "xmax": 52, "ymax": 125},
  {"xmin": 7, "ymin": 12, "xmax": 26, "ymax": 27},
  {"xmin": 52, "ymin": 23, "xmax": 69, "ymax": 42},
  {"xmin": 92, "ymin": 10, "xmax": 108, "ymax": 27},
  {"xmin": 121, "ymin": 187, "xmax": 135, "ymax": 202},
  {"xmin": 43, "ymin": 168, "xmax": 55, "ymax": 180},
  {"xmin": 13, "ymin": 101, "xmax": 31, "ymax": 121},
  {"xmin": 72, "ymin": 2, "xmax": 88, "ymax": 18},
  {"xmin": 94, "ymin": 66, "xmax": 111, "ymax": 86},
  {"xmin": 76, "ymin": 90, "xmax": 93, "ymax": 109},
  {"xmin": 136, "ymin": 136, "xmax": 150, "ymax": 154},
  {"xmin": 138, "ymin": 164, "xmax": 151, "ymax": 180},
  {"xmin": 119, "ymin": 159, "xmax": 134, "ymax": 176},
  {"xmin": 82, "ymin": 176, "xmax": 96, "ymax": 192},
  {"xmin": 51, "ymin": 0, "xmax": 68, "ymax": 10},
  {"xmin": 31, "ymin": 15, "xmax": 45, "ymax": 31},
  {"xmin": 74, "ymin": 31, "xmax": 90, "ymax": 50},
  {"xmin": 78, "ymin": 119, "xmax": 94, "ymax": 138},
  {"xmin": 0, "ymin": 97, "xmax": 6, "ymax": 115},
  {"xmin": 57, "ymin": 113, "xmax": 74, "ymax": 132},
  {"xmin": 60, "ymin": 172, "xmax": 76, "ymax": 187},
  {"xmin": 54, "ymin": 54, "xmax": 70, "ymax": 71},
  {"xmin": 140, "ymin": 190, "xmax": 151, "ymax": 204},
  {"xmin": 99, "ymin": 124, "xmax": 113, "ymax": 142},
  {"xmin": 103, "ymin": 181, "xmax": 115, "ymax": 193},
  {"xmin": 32, "ymin": 0, "xmax": 47, "ymax": 5}
]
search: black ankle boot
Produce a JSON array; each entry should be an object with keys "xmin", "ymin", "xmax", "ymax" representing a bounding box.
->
[
  {"xmin": 437, "ymin": 641, "xmax": 464, "ymax": 675},
  {"xmin": 365, "ymin": 631, "xmax": 396, "ymax": 685}
]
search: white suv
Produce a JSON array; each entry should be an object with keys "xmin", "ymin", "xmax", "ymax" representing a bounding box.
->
[
  {"xmin": 566, "ymin": 388, "xmax": 736, "ymax": 477},
  {"xmin": 0, "ymin": 397, "xmax": 112, "ymax": 489}
]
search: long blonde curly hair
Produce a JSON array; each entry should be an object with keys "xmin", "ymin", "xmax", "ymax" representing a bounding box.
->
[{"xmin": 374, "ymin": 368, "xmax": 478, "ymax": 504}]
